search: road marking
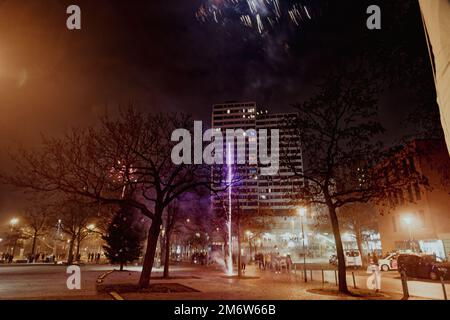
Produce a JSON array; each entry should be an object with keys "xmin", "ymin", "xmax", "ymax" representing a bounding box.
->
[
  {"xmin": 109, "ymin": 291, "xmax": 125, "ymax": 300},
  {"xmin": 97, "ymin": 270, "xmax": 114, "ymax": 283}
]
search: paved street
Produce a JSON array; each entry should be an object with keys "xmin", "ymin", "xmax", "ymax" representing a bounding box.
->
[
  {"xmin": 0, "ymin": 264, "xmax": 112, "ymax": 300},
  {"xmin": 0, "ymin": 263, "xmax": 448, "ymax": 300}
]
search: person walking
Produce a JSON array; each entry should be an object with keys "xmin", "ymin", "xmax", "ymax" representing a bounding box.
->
[
  {"xmin": 286, "ymin": 254, "xmax": 293, "ymax": 273},
  {"xmin": 241, "ymin": 252, "xmax": 249, "ymax": 274},
  {"xmin": 265, "ymin": 253, "xmax": 272, "ymax": 271}
]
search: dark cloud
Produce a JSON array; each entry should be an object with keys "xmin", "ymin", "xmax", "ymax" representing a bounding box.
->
[{"xmin": 0, "ymin": 0, "xmax": 437, "ymax": 217}]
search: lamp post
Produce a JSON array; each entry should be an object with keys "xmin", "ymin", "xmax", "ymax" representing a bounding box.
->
[
  {"xmin": 298, "ymin": 207, "xmax": 307, "ymax": 282},
  {"xmin": 9, "ymin": 218, "xmax": 19, "ymax": 259},
  {"xmin": 53, "ymin": 219, "xmax": 62, "ymax": 261}
]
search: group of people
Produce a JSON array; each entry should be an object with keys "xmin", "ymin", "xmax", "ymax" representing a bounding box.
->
[
  {"xmin": 191, "ymin": 252, "xmax": 207, "ymax": 265},
  {"xmin": 26, "ymin": 252, "xmax": 53, "ymax": 263},
  {"xmin": 87, "ymin": 252, "xmax": 102, "ymax": 263},
  {"xmin": 254, "ymin": 252, "xmax": 293, "ymax": 274},
  {"xmin": 0, "ymin": 252, "xmax": 14, "ymax": 263}
]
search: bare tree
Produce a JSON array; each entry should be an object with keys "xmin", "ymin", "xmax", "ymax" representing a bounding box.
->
[
  {"xmin": 47, "ymin": 198, "xmax": 98, "ymax": 264},
  {"xmin": 22, "ymin": 202, "xmax": 51, "ymax": 259},
  {"xmin": 338, "ymin": 203, "xmax": 378, "ymax": 265},
  {"xmin": 286, "ymin": 65, "xmax": 427, "ymax": 293},
  {"xmin": 2, "ymin": 107, "xmax": 209, "ymax": 288}
]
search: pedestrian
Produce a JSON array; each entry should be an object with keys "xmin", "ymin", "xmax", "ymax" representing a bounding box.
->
[
  {"xmin": 265, "ymin": 253, "xmax": 271, "ymax": 271},
  {"xmin": 286, "ymin": 254, "xmax": 293, "ymax": 273},
  {"xmin": 275, "ymin": 253, "xmax": 281, "ymax": 274},
  {"xmin": 241, "ymin": 252, "xmax": 249, "ymax": 274},
  {"xmin": 372, "ymin": 252, "xmax": 379, "ymax": 266},
  {"xmin": 257, "ymin": 253, "xmax": 264, "ymax": 270},
  {"xmin": 96, "ymin": 253, "xmax": 101, "ymax": 264},
  {"xmin": 367, "ymin": 252, "xmax": 381, "ymax": 292}
]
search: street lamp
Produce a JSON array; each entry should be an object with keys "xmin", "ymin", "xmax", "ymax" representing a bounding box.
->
[
  {"xmin": 245, "ymin": 230, "xmax": 254, "ymax": 258},
  {"xmin": 403, "ymin": 215, "xmax": 415, "ymax": 252},
  {"xmin": 87, "ymin": 224, "xmax": 96, "ymax": 231},
  {"xmin": 9, "ymin": 218, "xmax": 19, "ymax": 229},
  {"xmin": 9, "ymin": 217, "xmax": 20, "ymax": 259},
  {"xmin": 298, "ymin": 207, "xmax": 308, "ymax": 282}
]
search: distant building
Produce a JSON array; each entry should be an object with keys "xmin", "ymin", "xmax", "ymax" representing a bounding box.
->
[
  {"xmin": 211, "ymin": 101, "xmax": 304, "ymax": 216},
  {"xmin": 211, "ymin": 102, "xmax": 309, "ymax": 258},
  {"xmin": 377, "ymin": 139, "xmax": 450, "ymax": 260}
]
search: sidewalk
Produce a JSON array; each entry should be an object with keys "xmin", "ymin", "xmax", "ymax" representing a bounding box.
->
[{"xmin": 100, "ymin": 265, "xmax": 405, "ymax": 300}]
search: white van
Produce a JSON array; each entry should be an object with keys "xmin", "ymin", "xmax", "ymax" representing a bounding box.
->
[
  {"xmin": 329, "ymin": 250, "xmax": 363, "ymax": 268},
  {"xmin": 345, "ymin": 250, "xmax": 362, "ymax": 268}
]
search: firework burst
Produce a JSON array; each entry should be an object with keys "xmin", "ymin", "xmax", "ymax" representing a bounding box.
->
[{"xmin": 196, "ymin": 0, "xmax": 321, "ymax": 35}]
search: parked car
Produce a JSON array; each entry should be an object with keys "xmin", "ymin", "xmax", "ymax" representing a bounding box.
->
[
  {"xmin": 397, "ymin": 254, "xmax": 450, "ymax": 280},
  {"xmin": 329, "ymin": 254, "xmax": 338, "ymax": 265},
  {"xmin": 379, "ymin": 252, "xmax": 399, "ymax": 271},
  {"xmin": 329, "ymin": 250, "xmax": 362, "ymax": 268}
]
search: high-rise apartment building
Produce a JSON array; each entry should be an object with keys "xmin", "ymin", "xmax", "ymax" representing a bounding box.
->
[{"xmin": 211, "ymin": 101, "xmax": 304, "ymax": 216}]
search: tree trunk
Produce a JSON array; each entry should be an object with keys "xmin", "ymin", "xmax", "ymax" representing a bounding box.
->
[
  {"xmin": 31, "ymin": 231, "xmax": 38, "ymax": 257},
  {"xmin": 354, "ymin": 222, "xmax": 366, "ymax": 266},
  {"xmin": 138, "ymin": 217, "xmax": 162, "ymax": 288},
  {"xmin": 120, "ymin": 262, "xmax": 124, "ymax": 271},
  {"xmin": 67, "ymin": 236, "xmax": 76, "ymax": 265},
  {"xmin": 328, "ymin": 205, "xmax": 349, "ymax": 294},
  {"xmin": 163, "ymin": 231, "xmax": 171, "ymax": 278},
  {"xmin": 160, "ymin": 232, "xmax": 166, "ymax": 267},
  {"xmin": 75, "ymin": 234, "xmax": 81, "ymax": 262}
]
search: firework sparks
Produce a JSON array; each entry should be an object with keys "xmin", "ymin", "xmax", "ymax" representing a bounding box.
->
[{"xmin": 196, "ymin": 0, "xmax": 321, "ymax": 35}]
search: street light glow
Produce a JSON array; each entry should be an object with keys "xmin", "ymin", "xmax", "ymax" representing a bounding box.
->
[
  {"xmin": 298, "ymin": 207, "xmax": 307, "ymax": 217},
  {"xmin": 403, "ymin": 215, "xmax": 413, "ymax": 225},
  {"xmin": 10, "ymin": 218, "xmax": 19, "ymax": 226},
  {"xmin": 87, "ymin": 224, "xmax": 95, "ymax": 231}
]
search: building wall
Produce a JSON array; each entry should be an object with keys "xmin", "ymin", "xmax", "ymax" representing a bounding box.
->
[{"xmin": 377, "ymin": 140, "xmax": 450, "ymax": 259}]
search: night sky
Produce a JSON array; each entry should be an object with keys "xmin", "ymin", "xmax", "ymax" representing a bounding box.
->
[{"xmin": 0, "ymin": 0, "xmax": 438, "ymax": 218}]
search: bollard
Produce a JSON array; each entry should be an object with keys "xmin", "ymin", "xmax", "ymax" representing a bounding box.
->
[
  {"xmin": 334, "ymin": 270, "xmax": 338, "ymax": 286},
  {"xmin": 352, "ymin": 272, "xmax": 357, "ymax": 289},
  {"xmin": 294, "ymin": 264, "xmax": 297, "ymax": 275},
  {"xmin": 440, "ymin": 276, "xmax": 448, "ymax": 300},
  {"xmin": 400, "ymin": 270, "xmax": 409, "ymax": 300},
  {"xmin": 304, "ymin": 266, "xmax": 307, "ymax": 283},
  {"xmin": 322, "ymin": 269, "xmax": 325, "ymax": 284},
  {"xmin": 310, "ymin": 269, "xmax": 313, "ymax": 282}
]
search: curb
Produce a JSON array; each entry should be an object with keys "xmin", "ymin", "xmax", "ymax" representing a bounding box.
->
[
  {"xmin": 96, "ymin": 270, "xmax": 126, "ymax": 300},
  {"xmin": 96, "ymin": 270, "xmax": 114, "ymax": 284}
]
